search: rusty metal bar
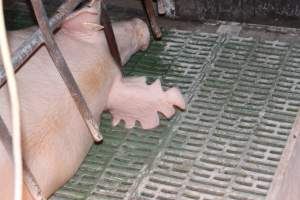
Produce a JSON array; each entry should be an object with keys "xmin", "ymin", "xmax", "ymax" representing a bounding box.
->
[
  {"xmin": 142, "ymin": 0, "xmax": 162, "ymax": 40},
  {"xmin": 100, "ymin": 0, "xmax": 122, "ymax": 67},
  {"xmin": 30, "ymin": 0, "xmax": 102, "ymax": 142},
  {"xmin": 0, "ymin": 0, "xmax": 83, "ymax": 88},
  {"xmin": 0, "ymin": 117, "xmax": 45, "ymax": 200}
]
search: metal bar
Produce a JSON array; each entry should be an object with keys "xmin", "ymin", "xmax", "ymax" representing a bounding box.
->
[
  {"xmin": 0, "ymin": 0, "xmax": 83, "ymax": 88},
  {"xmin": 30, "ymin": 0, "xmax": 102, "ymax": 142},
  {"xmin": 100, "ymin": 1, "xmax": 122, "ymax": 67},
  {"xmin": 142, "ymin": 0, "xmax": 162, "ymax": 40},
  {"xmin": 0, "ymin": 117, "xmax": 45, "ymax": 200}
]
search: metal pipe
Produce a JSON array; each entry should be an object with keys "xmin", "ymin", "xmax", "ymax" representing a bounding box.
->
[
  {"xmin": 0, "ymin": 0, "xmax": 83, "ymax": 88},
  {"xmin": 143, "ymin": 0, "xmax": 162, "ymax": 40}
]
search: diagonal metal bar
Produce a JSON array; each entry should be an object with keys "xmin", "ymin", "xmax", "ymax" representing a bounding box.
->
[
  {"xmin": 0, "ymin": 117, "xmax": 46, "ymax": 200},
  {"xmin": 30, "ymin": 0, "xmax": 102, "ymax": 142},
  {"xmin": 142, "ymin": 0, "xmax": 162, "ymax": 40},
  {"xmin": 0, "ymin": 0, "xmax": 83, "ymax": 88},
  {"xmin": 100, "ymin": 0, "xmax": 122, "ymax": 67}
]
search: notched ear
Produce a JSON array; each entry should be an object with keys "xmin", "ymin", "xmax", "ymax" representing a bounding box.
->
[{"xmin": 61, "ymin": 7, "xmax": 102, "ymax": 34}]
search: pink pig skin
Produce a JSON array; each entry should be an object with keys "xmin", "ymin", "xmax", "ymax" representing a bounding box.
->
[{"xmin": 0, "ymin": 7, "xmax": 185, "ymax": 200}]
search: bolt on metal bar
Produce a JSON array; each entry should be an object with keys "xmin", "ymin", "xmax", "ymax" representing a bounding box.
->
[
  {"xmin": 100, "ymin": 0, "xmax": 122, "ymax": 67},
  {"xmin": 143, "ymin": 0, "xmax": 162, "ymax": 40},
  {"xmin": 0, "ymin": 0, "xmax": 83, "ymax": 88},
  {"xmin": 30, "ymin": 0, "xmax": 102, "ymax": 142},
  {"xmin": 0, "ymin": 117, "xmax": 46, "ymax": 200}
]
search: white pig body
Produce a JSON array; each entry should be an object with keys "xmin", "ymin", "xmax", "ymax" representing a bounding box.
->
[{"xmin": 0, "ymin": 7, "xmax": 185, "ymax": 200}]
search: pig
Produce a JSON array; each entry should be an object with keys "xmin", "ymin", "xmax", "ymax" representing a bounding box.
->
[{"xmin": 0, "ymin": 5, "xmax": 185, "ymax": 200}]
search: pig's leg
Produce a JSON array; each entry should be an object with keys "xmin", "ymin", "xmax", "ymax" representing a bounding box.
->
[{"xmin": 106, "ymin": 76, "xmax": 185, "ymax": 129}]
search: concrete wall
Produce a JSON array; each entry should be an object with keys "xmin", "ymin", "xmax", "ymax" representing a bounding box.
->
[{"xmin": 175, "ymin": 0, "xmax": 300, "ymax": 25}]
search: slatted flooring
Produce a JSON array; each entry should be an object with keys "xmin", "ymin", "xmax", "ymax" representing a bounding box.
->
[{"xmin": 50, "ymin": 29, "xmax": 300, "ymax": 200}]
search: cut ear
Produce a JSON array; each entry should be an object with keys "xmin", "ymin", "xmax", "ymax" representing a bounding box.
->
[{"xmin": 61, "ymin": 7, "xmax": 101, "ymax": 34}]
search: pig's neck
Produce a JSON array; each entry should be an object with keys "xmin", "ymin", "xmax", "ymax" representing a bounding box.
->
[
  {"xmin": 55, "ymin": 31, "xmax": 120, "ymax": 120},
  {"xmin": 56, "ymin": 22, "xmax": 142, "ymax": 116},
  {"xmin": 60, "ymin": 25, "xmax": 139, "ymax": 66}
]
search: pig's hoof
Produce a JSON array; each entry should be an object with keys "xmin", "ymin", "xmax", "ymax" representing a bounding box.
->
[{"xmin": 106, "ymin": 77, "xmax": 186, "ymax": 129}]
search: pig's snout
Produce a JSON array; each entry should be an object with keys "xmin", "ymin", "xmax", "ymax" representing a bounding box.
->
[{"xmin": 132, "ymin": 18, "xmax": 150, "ymax": 51}]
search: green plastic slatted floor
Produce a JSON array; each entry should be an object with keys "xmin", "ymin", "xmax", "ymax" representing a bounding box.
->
[
  {"xmin": 4, "ymin": 4, "xmax": 300, "ymax": 199},
  {"xmin": 49, "ymin": 29, "xmax": 300, "ymax": 200}
]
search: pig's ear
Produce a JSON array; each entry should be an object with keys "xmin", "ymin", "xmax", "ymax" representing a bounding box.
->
[{"xmin": 61, "ymin": 7, "xmax": 103, "ymax": 33}]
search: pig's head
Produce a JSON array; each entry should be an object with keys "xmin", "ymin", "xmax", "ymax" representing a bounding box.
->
[
  {"xmin": 60, "ymin": 5, "xmax": 150, "ymax": 65},
  {"xmin": 131, "ymin": 18, "xmax": 150, "ymax": 51},
  {"xmin": 110, "ymin": 18, "xmax": 150, "ymax": 64}
]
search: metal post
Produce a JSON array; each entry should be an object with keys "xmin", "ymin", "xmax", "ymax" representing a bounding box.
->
[{"xmin": 142, "ymin": 0, "xmax": 162, "ymax": 40}]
